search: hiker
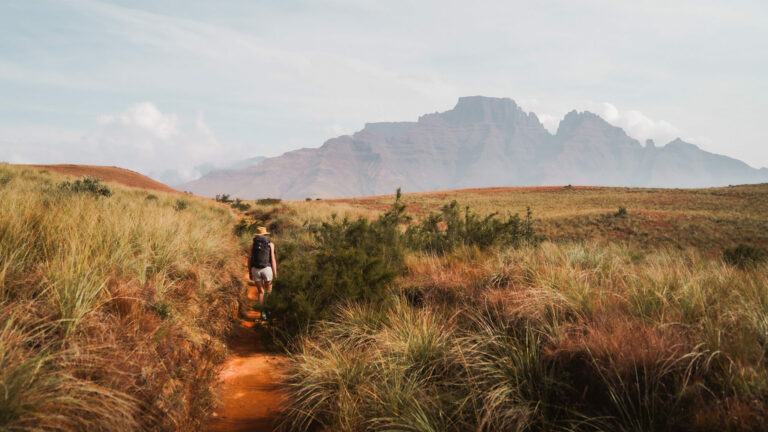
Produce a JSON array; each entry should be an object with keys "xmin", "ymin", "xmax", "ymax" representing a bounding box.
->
[{"xmin": 249, "ymin": 226, "xmax": 277, "ymax": 319}]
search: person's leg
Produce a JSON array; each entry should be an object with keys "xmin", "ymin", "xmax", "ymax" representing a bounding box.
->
[
  {"xmin": 259, "ymin": 267, "xmax": 273, "ymax": 320},
  {"xmin": 258, "ymin": 267, "xmax": 274, "ymax": 301},
  {"xmin": 255, "ymin": 280, "xmax": 266, "ymax": 304},
  {"xmin": 247, "ymin": 267, "xmax": 260, "ymax": 301}
]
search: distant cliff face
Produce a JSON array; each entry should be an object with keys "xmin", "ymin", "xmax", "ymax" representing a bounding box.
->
[{"xmin": 181, "ymin": 96, "xmax": 768, "ymax": 199}]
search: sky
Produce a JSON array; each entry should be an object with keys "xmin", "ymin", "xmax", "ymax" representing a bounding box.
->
[{"xmin": 1, "ymin": 0, "xmax": 767, "ymax": 183}]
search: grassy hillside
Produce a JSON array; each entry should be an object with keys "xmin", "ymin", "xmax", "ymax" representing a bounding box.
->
[
  {"xmin": 0, "ymin": 164, "xmax": 242, "ymax": 430},
  {"xmin": 232, "ymin": 185, "xmax": 768, "ymax": 431},
  {"xmin": 25, "ymin": 164, "xmax": 181, "ymax": 194},
  {"xmin": 317, "ymin": 184, "xmax": 768, "ymax": 251}
]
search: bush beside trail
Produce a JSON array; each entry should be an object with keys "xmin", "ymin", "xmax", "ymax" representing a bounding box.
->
[
  {"xmin": 265, "ymin": 191, "xmax": 408, "ymax": 334},
  {"xmin": 264, "ymin": 190, "xmax": 540, "ymax": 336},
  {"xmin": 0, "ymin": 165, "xmax": 242, "ymax": 431}
]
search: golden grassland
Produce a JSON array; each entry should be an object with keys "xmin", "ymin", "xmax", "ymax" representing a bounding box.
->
[
  {"xmin": 299, "ymin": 184, "xmax": 768, "ymax": 251},
  {"xmin": 241, "ymin": 184, "xmax": 768, "ymax": 431},
  {"xmin": 0, "ymin": 164, "xmax": 243, "ymax": 431},
  {"xmin": 4, "ymin": 167, "xmax": 767, "ymax": 431}
]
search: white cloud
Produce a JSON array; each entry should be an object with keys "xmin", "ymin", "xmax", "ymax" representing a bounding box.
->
[
  {"xmin": 323, "ymin": 124, "xmax": 348, "ymax": 137},
  {"xmin": 588, "ymin": 102, "xmax": 682, "ymax": 146},
  {"xmin": 97, "ymin": 102, "xmax": 179, "ymax": 140},
  {"xmin": 0, "ymin": 102, "xmax": 246, "ymax": 185},
  {"xmin": 90, "ymin": 103, "xmax": 245, "ymax": 183},
  {"xmin": 520, "ymin": 98, "xmax": 689, "ymax": 146}
]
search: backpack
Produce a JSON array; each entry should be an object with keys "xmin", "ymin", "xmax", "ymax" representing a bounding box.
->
[{"xmin": 250, "ymin": 235, "xmax": 271, "ymax": 269}]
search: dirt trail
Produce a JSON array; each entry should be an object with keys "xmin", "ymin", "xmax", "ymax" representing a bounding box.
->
[{"xmin": 208, "ymin": 283, "xmax": 289, "ymax": 432}]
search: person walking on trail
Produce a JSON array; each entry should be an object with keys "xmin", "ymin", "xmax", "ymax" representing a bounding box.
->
[{"xmin": 249, "ymin": 226, "xmax": 277, "ymax": 319}]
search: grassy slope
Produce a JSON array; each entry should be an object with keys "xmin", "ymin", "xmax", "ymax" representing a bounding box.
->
[
  {"xmin": 319, "ymin": 184, "xmax": 768, "ymax": 251},
  {"xmin": 25, "ymin": 164, "xmax": 181, "ymax": 194},
  {"xmin": 0, "ymin": 164, "xmax": 242, "ymax": 431},
  {"xmin": 254, "ymin": 185, "xmax": 768, "ymax": 431}
]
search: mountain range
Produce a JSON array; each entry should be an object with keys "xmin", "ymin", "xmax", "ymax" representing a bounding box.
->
[{"xmin": 181, "ymin": 96, "xmax": 768, "ymax": 199}]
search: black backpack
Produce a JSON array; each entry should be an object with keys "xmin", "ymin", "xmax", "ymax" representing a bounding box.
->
[{"xmin": 250, "ymin": 235, "xmax": 271, "ymax": 269}]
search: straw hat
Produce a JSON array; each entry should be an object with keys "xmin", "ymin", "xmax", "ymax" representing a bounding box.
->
[{"xmin": 256, "ymin": 226, "xmax": 269, "ymax": 235}]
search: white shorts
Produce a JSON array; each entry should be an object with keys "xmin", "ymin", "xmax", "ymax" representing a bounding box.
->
[{"xmin": 250, "ymin": 266, "xmax": 273, "ymax": 282}]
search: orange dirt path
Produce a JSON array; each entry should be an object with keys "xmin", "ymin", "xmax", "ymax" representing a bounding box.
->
[{"xmin": 208, "ymin": 284, "xmax": 289, "ymax": 432}]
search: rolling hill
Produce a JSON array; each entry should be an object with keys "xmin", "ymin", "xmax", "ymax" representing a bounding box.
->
[{"xmin": 27, "ymin": 164, "xmax": 180, "ymax": 194}]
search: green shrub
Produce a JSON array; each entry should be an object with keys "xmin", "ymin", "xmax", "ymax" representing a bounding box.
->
[
  {"xmin": 234, "ymin": 218, "xmax": 258, "ymax": 238},
  {"xmin": 615, "ymin": 206, "xmax": 628, "ymax": 217},
  {"xmin": 267, "ymin": 216, "xmax": 296, "ymax": 235},
  {"xmin": 173, "ymin": 199, "xmax": 188, "ymax": 211},
  {"xmin": 723, "ymin": 244, "xmax": 767, "ymax": 268},
  {"xmin": 234, "ymin": 205, "xmax": 296, "ymax": 241},
  {"xmin": 58, "ymin": 176, "xmax": 112, "ymax": 197},
  {"xmin": 267, "ymin": 190, "xmax": 542, "ymax": 336},
  {"xmin": 150, "ymin": 301, "xmax": 172, "ymax": 320},
  {"xmin": 267, "ymin": 190, "xmax": 408, "ymax": 335},
  {"xmin": 230, "ymin": 198, "xmax": 251, "ymax": 211},
  {"xmin": 215, "ymin": 193, "xmax": 232, "ymax": 203},
  {"xmin": 145, "ymin": 194, "xmax": 158, "ymax": 201},
  {"xmin": 257, "ymin": 198, "xmax": 282, "ymax": 205},
  {"xmin": 405, "ymin": 201, "xmax": 541, "ymax": 254}
]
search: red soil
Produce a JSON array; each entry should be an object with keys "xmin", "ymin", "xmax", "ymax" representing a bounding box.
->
[
  {"xmin": 25, "ymin": 164, "xmax": 180, "ymax": 194},
  {"xmin": 208, "ymin": 281, "xmax": 288, "ymax": 432}
]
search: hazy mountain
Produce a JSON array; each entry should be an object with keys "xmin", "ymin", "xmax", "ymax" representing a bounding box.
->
[
  {"xmin": 181, "ymin": 97, "xmax": 768, "ymax": 199},
  {"xmin": 151, "ymin": 156, "xmax": 266, "ymax": 187}
]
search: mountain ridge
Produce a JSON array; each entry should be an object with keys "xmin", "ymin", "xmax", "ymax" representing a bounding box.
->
[{"xmin": 182, "ymin": 96, "xmax": 768, "ymax": 199}]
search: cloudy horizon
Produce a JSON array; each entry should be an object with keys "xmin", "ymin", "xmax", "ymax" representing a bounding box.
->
[{"xmin": 2, "ymin": 0, "xmax": 767, "ymax": 183}]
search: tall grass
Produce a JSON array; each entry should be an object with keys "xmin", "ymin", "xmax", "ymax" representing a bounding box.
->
[
  {"xmin": 282, "ymin": 242, "xmax": 768, "ymax": 431},
  {"xmin": 0, "ymin": 307, "xmax": 138, "ymax": 431},
  {"xmin": 0, "ymin": 164, "xmax": 242, "ymax": 430}
]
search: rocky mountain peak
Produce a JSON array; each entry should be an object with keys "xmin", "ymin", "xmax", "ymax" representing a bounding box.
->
[
  {"xmin": 556, "ymin": 110, "xmax": 635, "ymax": 144},
  {"xmin": 665, "ymin": 138, "xmax": 700, "ymax": 151},
  {"xmin": 438, "ymin": 96, "xmax": 527, "ymax": 125},
  {"xmin": 557, "ymin": 110, "xmax": 606, "ymax": 130}
]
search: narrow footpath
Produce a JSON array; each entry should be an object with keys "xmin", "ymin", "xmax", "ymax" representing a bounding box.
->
[{"xmin": 208, "ymin": 282, "xmax": 289, "ymax": 432}]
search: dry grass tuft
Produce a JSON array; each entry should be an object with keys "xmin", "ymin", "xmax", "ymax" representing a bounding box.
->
[
  {"xmin": 282, "ymin": 239, "xmax": 768, "ymax": 431},
  {"xmin": 0, "ymin": 164, "xmax": 242, "ymax": 431}
]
